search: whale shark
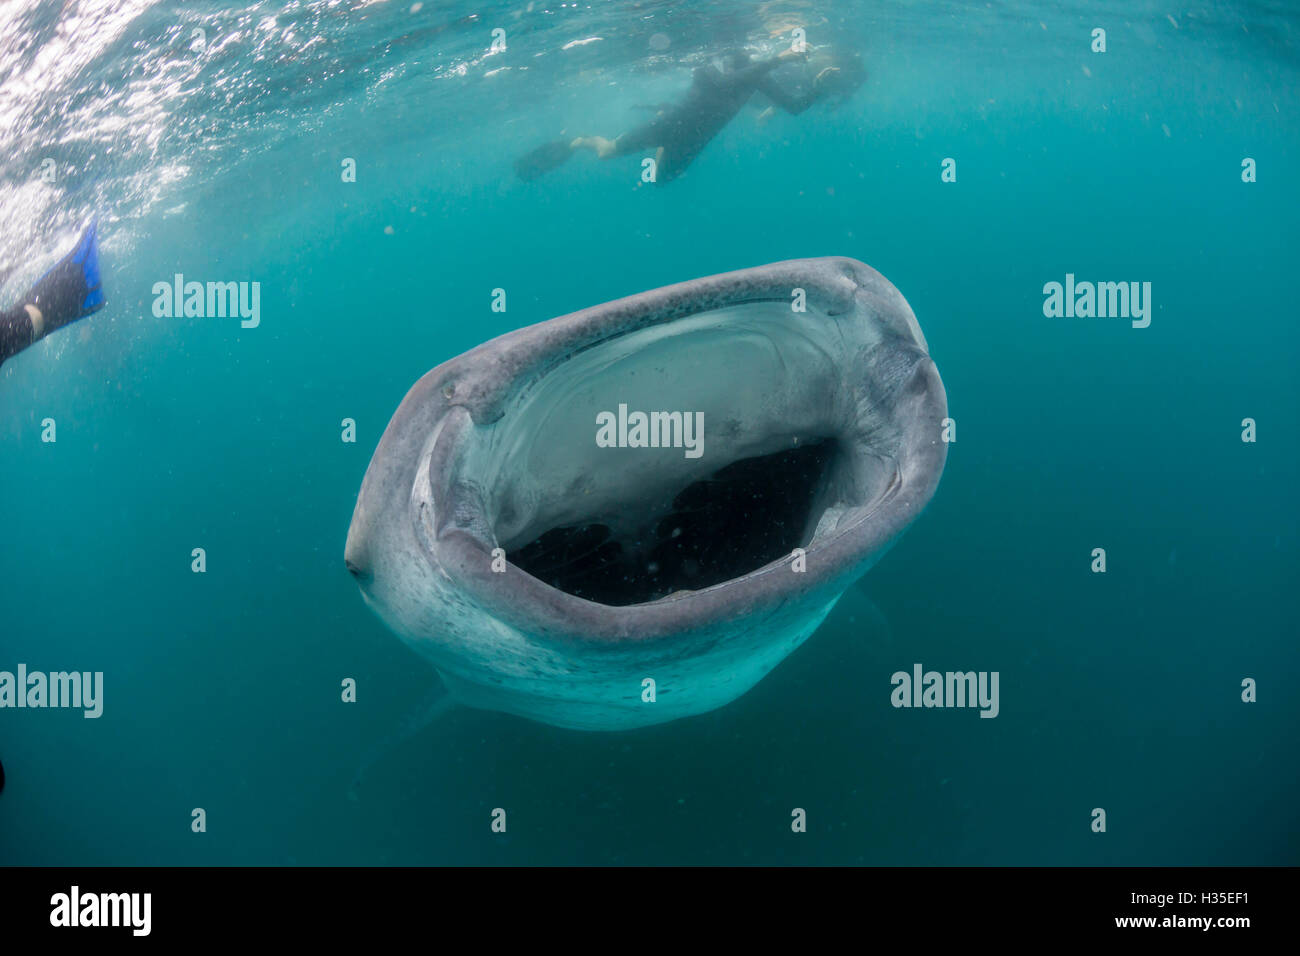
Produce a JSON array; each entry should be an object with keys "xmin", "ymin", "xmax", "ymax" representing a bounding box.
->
[{"xmin": 345, "ymin": 257, "xmax": 947, "ymax": 731}]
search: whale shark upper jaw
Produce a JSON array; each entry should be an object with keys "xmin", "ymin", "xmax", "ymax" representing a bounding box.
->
[{"xmin": 345, "ymin": 258, "xmax": 946, "ymax": 729}]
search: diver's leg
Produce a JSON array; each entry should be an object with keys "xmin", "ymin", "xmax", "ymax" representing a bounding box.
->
[
  {"xmin": 569, "ymin": 135, "xmax": 620, "ymax": 159},
  {"xmin": 653, "ymin": 146, "xmax": 667, "ymax": 177},
  {"xmin": 514, "ymin": 138, "xmax": 578, "ymax": 181},
  {"xmin": 514, "ymin": 130, "xmax": 642, "ymax": 180},
  {"xmin": 599, "ymin": 114, "xmax": 673, "ymax": 160},
  {"xmin": 0, "ymin": 305, "xmax": 36, "ymax": 366},
  {"xmin": 0, "ymin": 221, "xmax": 106, "ymax": 367}
]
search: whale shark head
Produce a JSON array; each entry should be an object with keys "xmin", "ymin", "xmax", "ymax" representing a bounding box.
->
[{"xmin": 345, "ymin": 257, "xmax": 947, "ymax": 730}]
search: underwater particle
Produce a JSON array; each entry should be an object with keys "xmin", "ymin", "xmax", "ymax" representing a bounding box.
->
[
  {"xmin": 384, "ymin": 225, "xmax": 395, "ymax": 235},
  {"xmin": 649, "ymin": 33, "xmax": 670, "ymax": 51}
]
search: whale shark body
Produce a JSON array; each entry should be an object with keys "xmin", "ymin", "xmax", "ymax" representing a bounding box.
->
[{"xmin": 345, "ymin": 258, "xmax": 947, "ymax": 730}]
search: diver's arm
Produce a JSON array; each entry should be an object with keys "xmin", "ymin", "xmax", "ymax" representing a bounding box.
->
[
  {"xmin": 758, "ymin": 62, "xmax": 847, "ymax": 115},
  {"xmin": 729, "ymin": 47, "xmax": 804, "ymax": 87},
  {"xmin": 755, "ymin": 76, "xmax": 821, "ymax": 115}
]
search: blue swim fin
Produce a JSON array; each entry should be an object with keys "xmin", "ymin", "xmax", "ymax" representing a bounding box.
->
[{"xmin": 28, "ymin": 218, "xmax": 105, "ymax": 332}]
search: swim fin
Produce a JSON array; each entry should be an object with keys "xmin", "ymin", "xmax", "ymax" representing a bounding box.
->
[
  {"xmin": 26, "ymin": 218, "xmax": 105, "ymax": 333},
  {"xmin": 513, "ymin": 138, "xmax": 574, "ymax": 181}
]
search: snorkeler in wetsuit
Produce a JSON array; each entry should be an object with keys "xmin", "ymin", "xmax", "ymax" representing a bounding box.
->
[
  {"xmin": 515, "ymin": 46, "xmax": 866, "ymax": 184},
  {"xmin": 0, "ymin": 220, "xmax": 105, "ymax": 368}
]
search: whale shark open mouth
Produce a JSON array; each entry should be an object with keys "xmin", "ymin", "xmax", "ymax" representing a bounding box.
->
[
  {"xmin": 345, "ymin": 257, "xmax": 946, "ymax": 729},
  {"xmin": 508, "ymin": 439, "xmax": 841, "ymax": 606},
  {"xmin": 458, "ymin": 298, "xmax": 909, "ymax": 609}
]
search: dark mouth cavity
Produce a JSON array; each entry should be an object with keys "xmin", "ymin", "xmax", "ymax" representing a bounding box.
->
[{"xmin": 508, "ymin": 439, "xmax": 839, "ymax": 606}]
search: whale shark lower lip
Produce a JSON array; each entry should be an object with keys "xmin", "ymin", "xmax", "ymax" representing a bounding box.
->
[{"xmin": 345, "ymin": 257, "xmax": 947, "ymax": 730}]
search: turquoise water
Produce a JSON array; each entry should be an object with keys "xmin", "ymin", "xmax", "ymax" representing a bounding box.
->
[{"xmin": 1, "ymin": 0, "xmax": 1297, "ymax": 865}]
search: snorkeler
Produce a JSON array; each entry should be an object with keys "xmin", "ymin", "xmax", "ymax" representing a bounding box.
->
[
  {"xmin": 515, "ymin": 46, "xmax": 866, "ymax": 184},
  {"xmin": 0, "ymin": 220, "xmax": 106, "ymax": 368}
]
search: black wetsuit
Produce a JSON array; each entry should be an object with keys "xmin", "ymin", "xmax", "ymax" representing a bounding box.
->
[
  {"xmin": 613, "ymin": 54, "xmax": 820, "ymax": 182},
  {"xmin": 0, "ymin": 305, "xmax": 36, "ymax": 366}
]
